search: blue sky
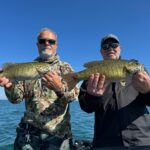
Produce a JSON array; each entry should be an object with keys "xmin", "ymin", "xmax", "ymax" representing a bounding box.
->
[{"xmin": 0, "ymin": 0, "xmax": 150, "ymax": 99}]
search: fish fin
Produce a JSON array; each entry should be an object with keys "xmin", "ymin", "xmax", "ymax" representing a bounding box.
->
[
  {"xmin": 120, "ymin": 80, "xmax": 126, "ymax": 86},
  {"xmin": 130, "ymin": 59, "xmax": 139, "ymax": 64},
  {"xmin": 62, "ymin": 73, "xmax": 79, "ymax": 91},
  {"xmin": 84, "ymin": 60, "xmax": 101, "ymax": 68},
  {"xmin": 36, "ymin": 68, "xmax": 43, "ymax": 75},
  {"xmin": 36, "ymin": 67, "xmax": 48, "ymax": 77},
  {"xmin": 123, "ymin": 66, "xmax": 131, "ymax": 74},
  {"xmin": 2, "ymin": 62, "xmax": 16, "ymax": 69}
]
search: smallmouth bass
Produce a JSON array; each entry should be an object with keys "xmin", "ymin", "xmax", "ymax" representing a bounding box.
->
[
  {"xmin": 62, "ymin": 59, "xmax": 144, "ymax": 91},
  {"xmin": 0, "ymin": 62, "xmax": 50, "ymax": 81}
]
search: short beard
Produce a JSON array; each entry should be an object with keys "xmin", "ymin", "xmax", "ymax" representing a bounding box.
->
[{"xmin": 39, "ymin": 51, "xmax": 53, "ymax": 61}]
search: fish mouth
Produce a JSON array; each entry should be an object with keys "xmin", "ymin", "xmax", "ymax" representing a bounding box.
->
[
  {"xmin": 138, "ymin": 64, "xmax": 144, "ymax": 71},
  {"xmin": 130, "ymin": 65, "xmax": 144, "ymax": 74}
]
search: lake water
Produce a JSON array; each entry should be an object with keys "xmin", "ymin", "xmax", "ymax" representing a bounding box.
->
[{"xmin": 0, "ymin": 100, "xmax": 94, "ymax": 150}]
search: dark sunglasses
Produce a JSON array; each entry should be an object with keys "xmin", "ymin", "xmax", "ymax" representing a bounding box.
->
[
  {"xmin": 102, "ymin": 43, "xmax": 119, "ymax": 50},
  {"xmin": 38, "ymin": 39, "xmax": 56, "ymax": 45}
]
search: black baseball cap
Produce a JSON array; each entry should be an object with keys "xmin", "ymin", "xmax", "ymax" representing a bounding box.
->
[{"xmin": 101, "ymin": 34, "xmax": 120, "ymax": 48}]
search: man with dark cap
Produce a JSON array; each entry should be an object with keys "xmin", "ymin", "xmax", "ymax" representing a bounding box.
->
[{"xmin": 78, "ymin": 34, "xmax": 150, "ymax": 150}]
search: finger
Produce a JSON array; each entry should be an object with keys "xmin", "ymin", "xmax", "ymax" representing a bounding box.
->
[
  {"xmin": 0, "ymin": 78, "xmax": 10, "ymax": 86},
  {"xmin": 92, "ymin": 73, "xmax": 100, "ymax": 89},
  {"xmin": 133, "ymin": 72, "xmax": 142, "ymax": 78},
  {"xmin": 134, "ymin": 75, "xmax": 145, "ymax": 83},
  {"xmin": 0, "ymin": 77, "xmax": 6, "ymax": 82},
  {"xmin": 44, "ymin": 74, "xmax": 53, "ymax": 81},
  {"xmin": 142, "ymin": 72, "xmax": 150, "ymax": 80},
  {"xmin": 87, "ymin": 74, "xmax": 95, "ymax": 94},
  {"xmin": 42, "ymin": 77, "xmax": 48, "ymax": 82},
  {"xmin": 5, "ymin": 83, "xmax": 12, "ymax": 88},
  {"xmin": 135, "ymin": 71, "xmax": 147, "ymax": 78},
  {"xmin": 97, "ymin": 75, "xmax": 105, "ymax": 89},
  {"xmin": 51, "ymin": 71, "xmax": 57, "ymax": 75},
  {"xmin": 44, "ymin": 71, "xmax": 53, "ymax": 77},
  {"xmin": 42, "ymin": 78, "xmax": 53, "ymax": 86},
  {"xmin": 87, "ymin": 74, "xmax": 94, "ymax": 87},
  {"xmin": 141, "ymin": 71, "xmax": 148, "ymax": 75},
  {"xmin": 133, "ymin": 72, "xmax": 146, "ymax": 82},
  {"xmin": 42, "ymin": 77, "xmax": 52, "ymax": 87}
]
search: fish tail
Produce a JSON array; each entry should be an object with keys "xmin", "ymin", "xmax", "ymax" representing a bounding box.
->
[{"xmin": 62, "ymin": 73, "xmax": 79, "ymax": 91}]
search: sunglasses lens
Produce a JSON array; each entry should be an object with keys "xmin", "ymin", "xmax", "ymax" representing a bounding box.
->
[
  {"xmin": 48, "ymin": 39, "xmax": 56, "ymax": 45},
  {"xmin": 102, "ymin": 44, "xmax": 109, "ymax": 49},
  {"xmin": 38, "ymin": 39, "xmax": 56, "ymax": 45},
  {"xmin": 111, "ymin": 43, "xmax": 119, "ymax": 48},
  {"xmin": 38, "ymin": 39, "xmax": 45, "ymax": 44},
  {"xmin": 102, "ymin": 43, "xmax": 119, "ymax": 50}
]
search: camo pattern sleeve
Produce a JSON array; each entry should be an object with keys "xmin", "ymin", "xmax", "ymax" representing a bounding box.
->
[
  {"xmin": 56, "ymin": 61, "xmax": 79, "ymax": 103},
  {"xmin": 4, "ymin": 81, "xmax": 24, "ymax": 104}
]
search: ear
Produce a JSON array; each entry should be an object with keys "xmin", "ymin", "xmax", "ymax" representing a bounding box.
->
[
  {"xmin": 36, "ymin": 42, "xmax": 39, "ymax": 49},
  {"xmin": 120, "ymin": 47, "xmax": 121, "ymax": 53},
  {"xmin": 100, "ymin": 48, "xmax": 105, "ymax": 56},
  {"xmin": 36, "ymin": 43, "xmax": 41, "ymax": 54}
]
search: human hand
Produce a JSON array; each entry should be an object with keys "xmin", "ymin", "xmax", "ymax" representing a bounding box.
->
[
  {"xmin": 42, "ymin": 71, "xmax": 63, "ymax": 92},
  {"xmin": 0, "ymin": 68, "xmax": 12, "ymax": 88},
  {"xmin": 0, "ymin": 76, "xmax": 12, "ymax": 88},
  {"xmin": 87, "ymin": 73, "xmax": 107, "ymax": 96},
  {"xmin": 132, "ymin": 71, "xmax": 150, "ymax": 94}
]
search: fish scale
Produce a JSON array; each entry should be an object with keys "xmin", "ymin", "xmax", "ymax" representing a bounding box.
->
[
  {"xmin": 62, "ymin": 59, "xmax": 144, "ymax": 91},
  {"xmin": 0, "ymin": 62, "xmax": 50, "ymax": 81},
  {"xmin": 77, "ymin": 60, "xmax": 126, "ymax": 80}
]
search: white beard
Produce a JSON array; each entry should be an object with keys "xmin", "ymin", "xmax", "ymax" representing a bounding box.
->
[{"xmin": 40, "ymin": 51, "xmax": 53, "ymax": 61}]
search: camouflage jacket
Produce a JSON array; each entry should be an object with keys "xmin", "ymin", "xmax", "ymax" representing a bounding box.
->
[{"xmin": 5, "ymin": 54, "xmax": 79, "ymax": 138}]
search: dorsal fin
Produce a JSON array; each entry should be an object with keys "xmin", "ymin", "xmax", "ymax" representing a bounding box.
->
[
  {"xmin": 130, "ymin": 59, "xmax": 139, "ymax": 64},
  {"xmin": 84, "ymin": 60, "xmax": 102, "ymax": 68},
  {"xmin": 2, "ymin": 62, "xmax": 16, "ymax": 69}
]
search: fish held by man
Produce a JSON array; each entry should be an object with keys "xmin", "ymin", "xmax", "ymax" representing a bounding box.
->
[
  {"xmin": 62, "ymin": 59, "xmax": 144, "ymax": 91},
  {"xmin": 0, "ymin": 62, "xmax": 50, "ymax": 81}
]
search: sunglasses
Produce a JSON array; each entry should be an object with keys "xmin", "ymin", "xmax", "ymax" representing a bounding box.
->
[
  {"xmin": 38, "ymin": 39, "xmax": 56, "ymax": 45},
  {"xmin": 102, "ymin": 43, "xmax": 119, "ymax": 50}
]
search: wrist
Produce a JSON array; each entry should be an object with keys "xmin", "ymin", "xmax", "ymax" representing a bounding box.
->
[{"xmin": 55, "ymin": 85, "xmax": 66, "ymax": 97}]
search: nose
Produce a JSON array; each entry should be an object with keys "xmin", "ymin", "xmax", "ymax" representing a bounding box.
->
[
  {"xmin": 107, "ymin": 47, "xmax": 114, "ymax": 51},
  {"xmin": 45, "ymin": 40, "xmax": 50, "ymax": 45}
]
